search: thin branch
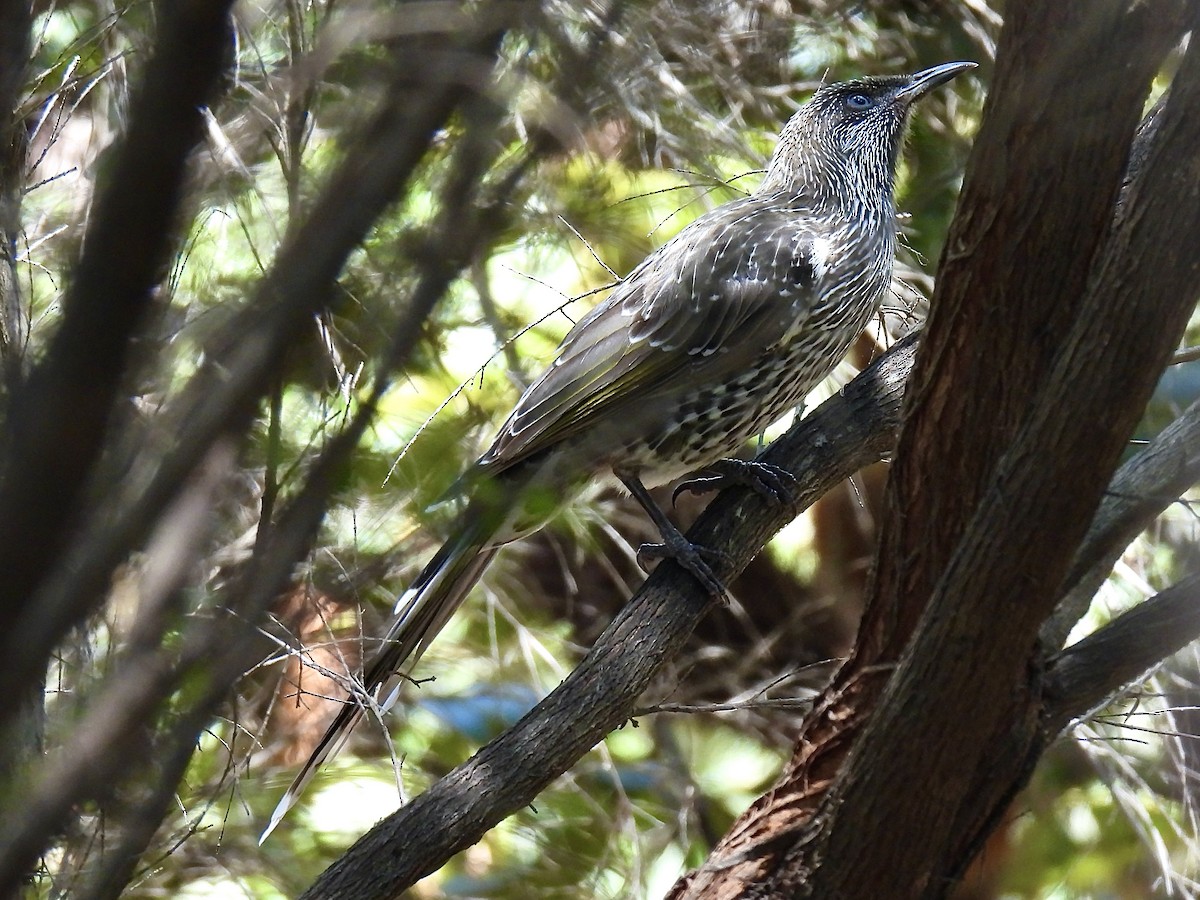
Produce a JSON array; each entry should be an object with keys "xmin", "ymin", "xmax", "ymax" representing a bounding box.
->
[
  {"xmin": 1044, "ymin": 398, "xmax": 1200, "ymax": 648},
  {"xmin": 0, "ymin": 14, "xmax": 530, "ymax": 720},
  {"xmin": 1172, "ymin": 345, "xmax": 1200, "ymax": 366},
  {"xmin": 1043, "ymin": 574, "xmax": 1200, "ymax": 735}
]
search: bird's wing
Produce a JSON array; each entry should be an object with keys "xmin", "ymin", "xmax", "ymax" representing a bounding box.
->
[{"xmin": 482, "ymin": 198, "xmax": 821, "ymax": 469}]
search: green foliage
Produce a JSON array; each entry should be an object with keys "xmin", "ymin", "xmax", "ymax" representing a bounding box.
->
[{"xmin": 10, "ymin": 1, "xmax": 1199, "ymax": 898}]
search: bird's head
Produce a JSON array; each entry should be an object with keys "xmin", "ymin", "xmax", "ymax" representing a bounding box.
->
[{"xmin": 761, "ymin": 61, "xmax": 976, "ymax": 205}]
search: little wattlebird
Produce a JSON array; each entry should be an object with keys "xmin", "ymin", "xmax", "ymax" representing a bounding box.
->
[{"xmin": 263, "ymin": 60, "xmax": 974, "ymax": 837}]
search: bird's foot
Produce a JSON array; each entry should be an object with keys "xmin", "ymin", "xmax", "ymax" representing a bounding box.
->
[
  {"xmin": 635, "ymin": 533, "xmax": 730, "ymax": 599},
  {"xmin": 672, "ymin": 458, "xmax": 797, "ymax": 507},
  {"xmin": 616, "ymin": 469, "xmax": 731, "ymax": 599}
]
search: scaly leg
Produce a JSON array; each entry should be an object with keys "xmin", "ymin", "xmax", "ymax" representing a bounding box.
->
[{"xmin": 616, "ymin": 469, "xmax": 729, "ymax": 598}]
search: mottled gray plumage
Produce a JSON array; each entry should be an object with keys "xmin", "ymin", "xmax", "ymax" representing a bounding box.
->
[{"xmin": 264, "ymin": 60, "xmax": 974, "ymax": 837}]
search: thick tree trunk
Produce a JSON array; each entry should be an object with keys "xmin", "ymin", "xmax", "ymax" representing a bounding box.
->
[{"xmin": 672, "ymin": 3, "xmax": 1199, "ymax": 897}]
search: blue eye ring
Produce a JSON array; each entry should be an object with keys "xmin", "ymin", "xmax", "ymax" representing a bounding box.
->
[{"xmin": 845, "ymin": 93, "xmax": 873, "ymax": 110}]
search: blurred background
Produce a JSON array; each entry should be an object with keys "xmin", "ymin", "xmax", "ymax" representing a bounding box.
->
[{"xmin": 7, "ymin": 0, "xmax": 1199, "ymax": 896}]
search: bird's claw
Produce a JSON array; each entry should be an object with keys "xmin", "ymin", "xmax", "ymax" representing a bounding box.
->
[
  {"xmin": 635, "ymin": 537, "xmax": 731, "ymax": 600},
  {"xmin": 671, "ymin": 474, "xmax": 726, "ymax": 506},
  {"xmin": 672, "ymin": 458, "xmax": 797, "ymax": 508}
]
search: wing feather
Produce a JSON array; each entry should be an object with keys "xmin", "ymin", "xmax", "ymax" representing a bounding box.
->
[{"xmin": 482, "ymin": 197, "xmax": 822, "ymax": 469}]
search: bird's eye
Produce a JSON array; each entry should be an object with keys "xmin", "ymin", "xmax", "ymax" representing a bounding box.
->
[{"xmin": 845, "ymin": 93, "xmax": 873, "ymax": 110}]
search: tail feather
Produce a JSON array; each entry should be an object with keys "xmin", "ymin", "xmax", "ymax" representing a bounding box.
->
[{"xmin": 260, "ymin": 520, "xmax": 498, "ymax": 843}]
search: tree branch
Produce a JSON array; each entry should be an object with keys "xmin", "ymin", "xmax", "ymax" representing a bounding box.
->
[
  {"xmin": 798, "ymin": 15, "xmax": 1200, "ymax": 896},
  {"xmin": 299, "ymin": 335, "xmax": 918, "ymax": 900},
  {"xmin": 672, "ymin": 4, "xmax": 1195, "ymax": 897},
  {"xmin": 0, "ymin": 0, "xmax": 236, "ymax": 640},
  {"xmin": 1043, "ymin": 574, "xmax": 1200, "ymax": 735},
  {"xmin": 0, "ymin": 7, "xmax": 532, "ymax": 723},
  {"xmin": 1044, "ymin": 398, "xmax": 1200, "ymax": 648}
]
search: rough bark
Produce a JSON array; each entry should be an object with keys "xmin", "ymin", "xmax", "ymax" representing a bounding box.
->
[
  {"xmin": 671, "ymin": 4, "xmax": 1197, "ymax": 897},
  {"xmin": 811, "ymin": 26, "xmax": 1200, "ymax": 892}
]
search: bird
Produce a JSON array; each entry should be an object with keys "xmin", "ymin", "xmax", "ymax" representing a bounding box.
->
[{"xmin": 263, "ymin": 60, "xmax": 975, "ymax": 838}]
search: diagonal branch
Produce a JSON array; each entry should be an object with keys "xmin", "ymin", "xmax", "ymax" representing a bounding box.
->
[
  {"xmin": 1043, "ymin": 574, "xmax": 1200, "ymax": 735},
  {"xmin": 299, "ymin": 334, "xmax": 918, "ymax": 900},
  {"xmin": 1044, "ymin": 398, "xmax": 1200, "ymax": 648}
]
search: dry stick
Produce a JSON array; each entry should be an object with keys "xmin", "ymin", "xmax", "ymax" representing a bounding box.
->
[{"xmin": 301, "ymin": 334, "xmax": 918, "ymax": 900}]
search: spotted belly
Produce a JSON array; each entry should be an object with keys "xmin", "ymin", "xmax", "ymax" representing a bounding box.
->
[{"xmin": 622, "ymin": 303, "xmax": 877, "ymax": 485}]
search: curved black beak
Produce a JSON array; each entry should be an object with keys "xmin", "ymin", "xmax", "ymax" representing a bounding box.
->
[{"xmin": 895, "ymin": 61, "xmax": 977, "ymax": 104}]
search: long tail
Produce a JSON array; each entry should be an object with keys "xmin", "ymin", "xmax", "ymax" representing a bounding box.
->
[{"xmin": 261, "ymin": 514, "xmax": 500, "ymax": 842}]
